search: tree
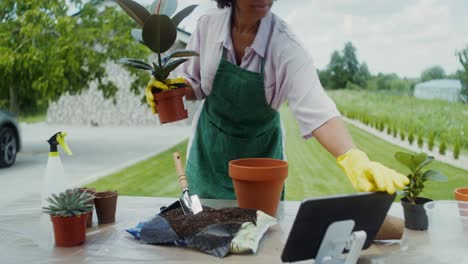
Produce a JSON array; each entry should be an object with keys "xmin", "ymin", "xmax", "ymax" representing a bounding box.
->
[
  {"xmin": 326, "ymin": 51, "xmax": 347, "ymax": 89},
  {"xmin": 457, "ymin": 46, "xmax": 468, "ymax": 103},
  {"xmin": 420, "ymin": 65, "xmax": 446, "ymax": 82},
  {"xmin": 0, "ymin": 0, "xmax": 149, "ymax": 114},
  {"xmin": 324, "ymin": 42, "xmax": 370, "ymax": 89}
]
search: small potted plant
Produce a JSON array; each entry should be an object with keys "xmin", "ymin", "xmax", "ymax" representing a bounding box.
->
[
  {"xmin": 42, "ymin": 189, "xmax": 95, "ymax": 247},
  {"xmin": 116, "ymin": 0, "xmax": 198, "ymax": 124},
  {"xmin": 395, "ymin": 151, "xmax": 448, "ymax": 230}
]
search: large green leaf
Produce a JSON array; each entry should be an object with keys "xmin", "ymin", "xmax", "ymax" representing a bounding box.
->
[
  {"xmin": 152, "ymin": 62, "xmax": 165, "ymax": 82},
  {"xmin": 394, "ymin": 152, "xmax": 415, "ymax": 171},
  {"xmin": 163, "ymin": 58, "xmax": 188, "ymax": 79},
  {"xmin": 142, "ymin": 14, "xmax": 177, "ymax": 53},
  {"xmin": 165, "ymin": 50, "xmax": 199, "ymax": 62},
  {"xmin": 131, "ymin": 29, "xmax": 144, "ymax": 44},
  {"xmin": 415, "ymin": 155, "xmax": 434, "ymax": 171},
  {"xmin": 118, "ymin": 58, "xmax": 154, "ymax": 71},
  {"xmin": 171, "ymin": 5, "xmax": 197, "ymax": 27},
  {"xmin": 423, "ymin": 170, "xmax": 448, "ymax": 182},
  {"xmin": 116, "ymin": 0, "xmax": 151, "ymax": 26},
  {"xmin": 149, "ymin": 0, "xmax": 178, "ymax": 16}
]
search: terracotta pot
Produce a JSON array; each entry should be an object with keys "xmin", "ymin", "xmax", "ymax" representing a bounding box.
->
[
  {"xmin": 401, "ymin": 197, "xmax": 432, "ymax": 230},
  {"xmin": 94, "ymin": 191, "xmax": 118, "ymax": 224},
  {"xmin": 454, "ymin": 187, "xmax": 468, "ymax": 217},
  {"xmin": 78, "ymin": 187, "xmax": 96, "ymax": 228},
  {"xmin": 51, "ymin": 213, "xmax": 89, "ymax": 247},
  {"xmin": 153, "ymin": 88, "xmax": 188, "ymax": 124},
  {"xmin": 229, "ymin": 158, "xmax": 288, "ymax": 217}
]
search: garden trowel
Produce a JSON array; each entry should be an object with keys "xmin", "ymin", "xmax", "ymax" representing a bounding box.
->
[{"xmin": 173, "ymin": 152, "xmax": 203, "ymax": 215}]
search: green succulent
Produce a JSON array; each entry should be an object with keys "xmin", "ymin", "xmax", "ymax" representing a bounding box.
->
[{"xmin": 43, "ymin": 189, "xmax": 94, "ymax": 217}]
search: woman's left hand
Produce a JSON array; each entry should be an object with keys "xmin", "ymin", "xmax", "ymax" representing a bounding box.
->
[{"xmin": 337, "ymin": 149, "xmax": 409, "ymax": 194}]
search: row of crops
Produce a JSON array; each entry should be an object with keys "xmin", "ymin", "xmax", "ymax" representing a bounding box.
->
[{"xmin": 328, "ymin": 90, "xmax": 467, "ymax": 159}]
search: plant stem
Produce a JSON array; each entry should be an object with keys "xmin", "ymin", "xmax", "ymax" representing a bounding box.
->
[{"xmin": 158, "ymin": 52, "xmax": 162, "ymax": 69}]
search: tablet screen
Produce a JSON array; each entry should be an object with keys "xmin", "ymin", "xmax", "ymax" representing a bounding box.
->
[{"xmin": 281, "ymin": 192, "xmax": 395, "ymax": 262}]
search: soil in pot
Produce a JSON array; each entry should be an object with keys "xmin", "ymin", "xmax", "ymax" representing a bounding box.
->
[
  {"xmin": 51, "ymin": 213, "xmax": 89, "ymax": 247},
  {"xmin": 153, "ymin": 88, "xmax": 188, "ymax": 124},
  {"xmin": 161, "ymin": 207, "xmax": 256, "ymax": 239},
  {"xmin": 94, "ymin": 191, "xmax": 118, "ymax": 224},
  {"xmin": 401, "ymin": 197, "xmax": 432, "ymax": 230},
  {"xmin": 78, "ymin": 187, "xmax": 96, "ymax": 228}
]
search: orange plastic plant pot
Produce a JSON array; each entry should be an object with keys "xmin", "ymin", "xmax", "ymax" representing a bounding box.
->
[
  {"xmin": 229, "ymin": 158, "xmax": 288, "ymax": 217},
  {"xmin": 51, "ymin": 213, "xmax": 88, "ymax": 247},
  {"xmin": 153, "ymin": 88, "xmax": 188, "ymax": 124}
]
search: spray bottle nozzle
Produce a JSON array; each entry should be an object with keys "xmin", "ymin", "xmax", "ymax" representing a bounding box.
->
[{"xmin": 48, "ymin": 132, "xmax": 72, "ymax": 155}]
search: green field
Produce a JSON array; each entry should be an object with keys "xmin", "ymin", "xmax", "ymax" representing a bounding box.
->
[
  {"xmin": 86, "ymin": 106, "xmax": 467, "ymax": 201},
  {"xmin": 328, "ymin": 90, "xmax": 468, "ymax": 154}
]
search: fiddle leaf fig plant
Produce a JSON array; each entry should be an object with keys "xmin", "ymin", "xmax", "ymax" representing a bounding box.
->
[
  {"xmin": 116, "ymin": 0, "xmax": 198, "ymax": 87},
  {"xmin": 394, "ymin": 151, "xmax": 448, "ymax": 204}
]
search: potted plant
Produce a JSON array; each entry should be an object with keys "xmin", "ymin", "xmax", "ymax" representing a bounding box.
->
[
  {"xmin": 42, "ymin": 188, "xmax": 95, "ymax": 247},
  {"xmin": 116, "ymin": 0, "xmax": 198, "ymax": 124},
  {"xmin": 395, "ymin": 151, "xmax": 448, "ymax": 230}
]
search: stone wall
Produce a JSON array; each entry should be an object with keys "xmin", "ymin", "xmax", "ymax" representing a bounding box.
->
[{"xmin": 47, "ymin": 61, "xmax": 200, "ymax": 126}]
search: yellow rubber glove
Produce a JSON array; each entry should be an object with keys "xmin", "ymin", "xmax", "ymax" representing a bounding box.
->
[
  {"xmin": 145, "ymin": 77, "xmax": 187, "ymax": 114},
  {"xmin": 337, "ymin": 149, "xmax": 409, "ymax": 194}
]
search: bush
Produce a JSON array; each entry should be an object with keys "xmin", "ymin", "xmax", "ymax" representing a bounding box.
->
[
  {"xmin": 400, "ymin": 130, "xmax": 406, "ymax": 141},
  {"xmin": 439, "ymin": 141, "xmax": 447, "ymax": 155},
  {"xmin": 393, "ymin": 128, "xmax": 398, "ymax": 138},
  {"xmin": 379, "ymin": 122, "xmax": 385, "ymax": 132},
  {"xmin": 408, "ymin": 133, "xmax": 414, "ymax": 145},
  {"xmin": 387, "ymin": 126, "xmax": 392, "ymax": 135},
  {"xmin": 417, "ymin": 134, "xmax": 423, "ymax": 149},
  {"xmin": 454, "ymin": 143, "xmax": 460, "ymax": 159},
  {"xmin": 428, "ymin": 133, "xmax": 435, "ymax": 151}
]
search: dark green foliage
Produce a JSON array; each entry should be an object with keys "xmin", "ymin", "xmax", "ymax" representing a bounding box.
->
[
  {"xmin": 408, "ymin": 133, "xmax": 414, "ymax": 145},
  {"xmin": 116, "ymin": 0, "xmax": 198, "ymax": 84},
  {"xmin": 428, "ymin": 133, "xmax": 435, "ymax": 151},
  {"xmin": 395, "ymin": 152, "xmax": 447, "ymax": 204},
  {"xmin": 457, "ymin": 46, "xmax": 468, "ymax": 103},
  {"xmin": 453, "ymin": 143, "xmax": 460, "ymax": 159},
  {"xmin": 393, "ymin": 128, "xmax": 398, "ymax": 138},
  {"xmin": 0, "ymin": 0, "xmax": 150, "ymax": 114},
  {"xmin": 417, "ymin": 134, "xmax": 423, "ymax": 149},
  {"xmin": 387, "ymin": 126, "xmax": 392, "ymax": 135},
  {"xmin": 400, "ymin": 130, "xmax": 406, "ymax": 141},
  {"xmin": 439, "ymin": 141, "xmax": 447, "ymax": 155},
  {"xmin": 420, "ymin": 65, "xmax": 446, "ymax": 82}
]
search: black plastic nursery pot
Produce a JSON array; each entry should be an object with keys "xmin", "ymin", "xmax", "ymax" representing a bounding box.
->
[{"xmin": 401, "ymin": 197, "xmax": 432, "ymax": 230}]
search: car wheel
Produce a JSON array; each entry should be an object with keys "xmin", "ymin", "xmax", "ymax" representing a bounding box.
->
[{"xmin": 0, "ymin": 127, "xmax": 18, "ymax": 168}]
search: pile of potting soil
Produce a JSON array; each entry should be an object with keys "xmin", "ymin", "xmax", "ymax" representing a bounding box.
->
[{"xmin": 161, "ymin": 207, "xmax": 256, "ymax": 239}]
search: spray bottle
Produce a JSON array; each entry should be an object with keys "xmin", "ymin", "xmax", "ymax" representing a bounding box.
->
[{"xmin": 41, "ymin": 131, "xmax": 73, "ymax": 207}]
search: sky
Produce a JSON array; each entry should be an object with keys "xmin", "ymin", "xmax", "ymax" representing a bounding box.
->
[{"xmin": 138, "ymin": 0, "xmax": 468, "ymax": 78}]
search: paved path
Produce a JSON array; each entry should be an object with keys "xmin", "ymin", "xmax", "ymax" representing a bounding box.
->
[
  {"xmin": 0, "ymin": 122, "xmax": 191, "ymax": 207},
  {"xmin": 344, "ymin": 117, "xmax": 468, "ymax": 171}
]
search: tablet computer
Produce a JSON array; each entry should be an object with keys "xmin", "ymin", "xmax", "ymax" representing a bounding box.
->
[{"xmin": 281, "ymin": 192, "xmax": 395, "ymax": 262}]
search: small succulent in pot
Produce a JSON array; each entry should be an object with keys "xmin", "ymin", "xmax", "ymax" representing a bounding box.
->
[
  {"xmin": 116, "ymin": 0, "xmax": 198, "ymax": 89},
  {"xmin": 43, "ymin": 189, "xmax": 95, "ymax": 247}
]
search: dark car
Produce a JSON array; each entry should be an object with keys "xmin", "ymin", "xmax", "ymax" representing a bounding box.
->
[{"xmin": 0, "ymin": 110, "xmax": 21, "ymax": 167}]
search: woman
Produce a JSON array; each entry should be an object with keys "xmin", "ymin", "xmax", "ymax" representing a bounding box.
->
[{"xmin": 150, "ymin": 0, "xmax": 409, "ymax": 199}]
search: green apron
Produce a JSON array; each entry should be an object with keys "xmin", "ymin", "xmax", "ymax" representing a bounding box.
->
[{"xmin": 186, "ymin": 45, "xmax": 283, "ymax": 200}]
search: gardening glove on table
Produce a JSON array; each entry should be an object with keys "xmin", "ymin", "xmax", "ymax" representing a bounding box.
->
[
  {"xmin": 337, "ymin": 148, "xmax": 409, "ymax": 194},
  {"xmin": 145, "ymin": 77, "xmax": 187, "ymax": 114}
]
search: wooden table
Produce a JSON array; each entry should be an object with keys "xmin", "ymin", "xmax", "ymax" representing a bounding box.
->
[{"xmin": 0, "ymin": 196, "xmax": 466, "ymax": 263}]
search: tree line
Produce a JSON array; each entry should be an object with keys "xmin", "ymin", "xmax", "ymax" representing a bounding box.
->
[{"xmin": 318, "ymin": 42, "xmax": 468, "ymax": 101}]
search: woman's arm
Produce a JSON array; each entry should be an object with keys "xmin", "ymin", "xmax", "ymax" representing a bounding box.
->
[{"xmin": 312, "ymin": 116, "xmax": 355, "ymax": 158}]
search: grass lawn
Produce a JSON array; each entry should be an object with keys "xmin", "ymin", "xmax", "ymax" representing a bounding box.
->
[{"xmin": 86, "ymin": 107, "xmax": 467, "ymax": 201}]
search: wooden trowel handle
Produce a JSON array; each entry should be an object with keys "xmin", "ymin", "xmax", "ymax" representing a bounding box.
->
[{"xmin": 173, "ymin": 152, "xmax": 188, "ymax": 189}]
